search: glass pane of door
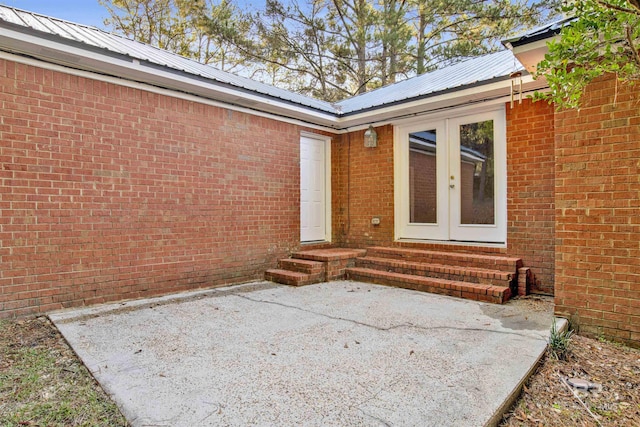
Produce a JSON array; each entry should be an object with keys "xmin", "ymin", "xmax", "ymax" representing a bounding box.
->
[
  {"xmin": 409, "ymin": 130, "xmax": 437, "ymax": 224},
  {"xmin": 459, "ymin": 120, "xmax": 495, "ymax": 225}
]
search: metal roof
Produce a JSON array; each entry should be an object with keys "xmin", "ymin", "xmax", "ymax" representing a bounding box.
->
[
  {"xmin": 0, "ymin": 4, "xmax": 535, "ymax": 121},
  {"xmin": 502, "ymin": 16, "xmax": 574, "ymax": 48},
  {"xmin": 335, "ymin": 50, "xmax": 525, "ymax": 114},
  {"xmin": 0, "ymin": 5, "xmax": 337, "ymax": 114}
]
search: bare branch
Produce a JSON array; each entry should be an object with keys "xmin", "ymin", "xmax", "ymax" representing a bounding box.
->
[{"xmin": 597, "ymin": 0, "xmax": 640, "ymax": 15}]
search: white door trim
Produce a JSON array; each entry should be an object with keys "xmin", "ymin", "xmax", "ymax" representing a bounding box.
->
[
  {"xmin": 300, "ymin": 132, "xmax": 332, "ymax": 243},
  {"xmin": 448, "ymin": 109, "xmax": 507, "ymax": 243},
  {"xmin": 394, "ymin": 120, "xmax": 448, "ymax": 240},
  {"xmin": 394, "ymin": 105, "xmax": 507, "ymax": 244}
]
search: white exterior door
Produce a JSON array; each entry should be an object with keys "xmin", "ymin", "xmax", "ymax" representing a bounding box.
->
[
  {"xmin": 300, "ymin": 134, "xmax": 331, "ymax": 242},
  {"xmin": 394, "ymin": 107, "xmax": 506, "ymax": 243}
]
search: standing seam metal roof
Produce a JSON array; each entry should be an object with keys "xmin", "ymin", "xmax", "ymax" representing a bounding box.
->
[
  {"xmin": 0, "ymin": 5, "xmax": 337, "ymax": 114},
  {"xmin": 335, "ymin": 50, "xmax": 525, "ymax": 114},
  {"xmin": 503, "ymin": 16, "xmax": 574, "ymax": 48},
  {"xmin": 0, "ymin": 4, "xmax": 527, "ymax": 117}
]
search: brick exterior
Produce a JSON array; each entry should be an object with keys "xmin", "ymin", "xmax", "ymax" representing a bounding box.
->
[
  {"xmin": 333, "ymin": 102, "xmax": 556, "ymax": 294},
  {"xmin": 506, "ymin": 99, "xmax": 556, "ymax": 292},
  {"xmin": 332, "ymin": 126, "xmax": 395, "ymax": 247},
  {"xmin": 0, "ymin": 59, "xmax": 303, "ymax": 317},
  {"xmin": 4, "ymin": 55, "xmax": 639, "ymax": 347},
  {"xmin": 554, "ymin": 74, "xmax": 640, "ymax": 346}
]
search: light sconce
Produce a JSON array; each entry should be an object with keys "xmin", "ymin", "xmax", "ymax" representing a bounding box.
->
[{"xmin": 364, "ymin": 125, "xmax": 378, "ymax": 148}]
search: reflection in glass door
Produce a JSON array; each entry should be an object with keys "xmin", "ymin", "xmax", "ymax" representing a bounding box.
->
[
  {"xmin": 459, "ymin": 120, "xmax": 495, "ymax": 225},
  {"xmin": 409, "ymin": 130, "xmax": 438, "ymax": 224},
  {"xmin": 449, "ymin": 110, "xmax": 506, "ymax": 243},
  {"xmin": 395, "ymin": 107, "xmax": 506, "ymax": 243}
]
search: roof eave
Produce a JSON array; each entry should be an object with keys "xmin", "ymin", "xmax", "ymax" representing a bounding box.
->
[
  {"xmin": 502, "ymin": 17, "xmax": 573, "ymax": 74},
  {"xmin": 0, "ymin": 23, "xmax": 341, "ymax": 128},
  {"xmin": 334, "ymin": 74, "xmax": 547, "ymax": 130}
]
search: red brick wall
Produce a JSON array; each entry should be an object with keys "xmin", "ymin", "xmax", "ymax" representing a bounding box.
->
[
  {"xmin": 506, "ymin": 99, "xmax": 556, "ymax": 293},
  {"xmin": 554, "ymin": 74, "xmax": 640, "ymax": 346},
  {"xmin": 332, "ymin": 126, "xmax": 395, "ymax": 246},
  {"xmin": 0, "ymin": 59, "xmax": 302, "ymax": 317},
  {"xmin": 334, "ymin": 103, "xmax": 556, "ymax": 294}
]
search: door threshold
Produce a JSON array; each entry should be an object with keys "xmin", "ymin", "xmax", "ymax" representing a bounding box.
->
[{"xmin": 395, "ymin": 239, "xmax": 506, "ymax": 249}]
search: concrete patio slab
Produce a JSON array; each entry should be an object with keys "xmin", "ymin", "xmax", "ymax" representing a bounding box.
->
[{"xmin": 49, "ymin": 281, "xmax": 565, "ymax": 427}]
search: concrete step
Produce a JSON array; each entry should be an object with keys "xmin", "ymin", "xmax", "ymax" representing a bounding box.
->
[
  {"xmin": 356, "ymin": 256, "xmax": 514, "ymax": 287},
  {"xmin": 365, "ymin": 247, "xmax": 522, "ymax": 272},
  {"xmin": 264, "ymin": 269, "xmax": 324, "ymax": 287},
  {"xmin": 279, "ymin": 258, "xmax": 325, "ymax": 275},
  {"xmin": 346, "ymin": 267, "xmax": 511, "ymax": 304}
]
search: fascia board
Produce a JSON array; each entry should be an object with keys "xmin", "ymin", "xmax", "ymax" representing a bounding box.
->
[
  {"xmin": 0, "ymin": 27, "xmax": 340, "ymax": 129},
  {"xmin": 333, "ymin": 74, "xmax": 548, "ymax": 130},
  {"xmin": 0, "ymin": 26, "xmax": 551, "ymax": 134},
  {"xmin": 508, "ymin": 36, "xmax": 560, "ymax": 73}
]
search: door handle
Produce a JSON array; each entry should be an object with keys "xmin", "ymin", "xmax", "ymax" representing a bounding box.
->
[{"xmin": 450, "ymin": 184, "xmax": 455, "ymax": 189}]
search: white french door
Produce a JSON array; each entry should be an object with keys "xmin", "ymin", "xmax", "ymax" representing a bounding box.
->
[{"xmin": 395, "ymin": 107, "xmax": 506, "ymax": 243}]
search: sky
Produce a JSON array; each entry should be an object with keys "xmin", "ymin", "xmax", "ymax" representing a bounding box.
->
[
  {"xmin": 0, "ymin": 1, "xmax": 264, "ymax": 29},
  {"xmin": 2, "ymin": 1, "xmax": 108, "ymax": 27}
]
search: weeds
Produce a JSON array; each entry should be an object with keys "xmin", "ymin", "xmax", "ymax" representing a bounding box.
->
[{"xmin": 548, "ymin": 318, "xmax": 573, "ymax": 360}]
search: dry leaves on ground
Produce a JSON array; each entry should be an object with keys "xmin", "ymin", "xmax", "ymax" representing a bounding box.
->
[{"xmin": 502, "ymin": 333, "xmax": 640, "ymax": 426}]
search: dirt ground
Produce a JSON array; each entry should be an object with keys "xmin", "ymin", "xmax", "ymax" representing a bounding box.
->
[
  {"xmin": 501, "ymin": 297, "xmax": 640, "ymax": 426},
  {"xmin": 1, "ymin": 309, "xmax": 639, "ymax": 426}
]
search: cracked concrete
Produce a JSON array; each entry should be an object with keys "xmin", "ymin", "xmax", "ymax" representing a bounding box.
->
[{"xmin": 49, "ymin": 280, "xmax": 565, "ymax": 427}]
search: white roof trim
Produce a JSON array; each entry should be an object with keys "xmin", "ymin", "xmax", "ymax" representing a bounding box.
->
[
  {"xmin": 0, "ymin": 50, "xmax": 339, "ymax": 133},
  {"xmin": 0, "ymin": 26, "xmax": 341, "ymax": 128},
  {"xmin": 0, "ymin": 6, "xmax": 549, "ymax": 132}
]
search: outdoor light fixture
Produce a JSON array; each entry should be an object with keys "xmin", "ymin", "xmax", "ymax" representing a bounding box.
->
[{"xmin": 364, "ymin": 125, "xmax": 378, "ymax": 148}]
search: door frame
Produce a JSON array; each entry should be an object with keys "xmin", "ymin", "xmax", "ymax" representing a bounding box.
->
[
  {"xmin": 300, "ymin": 131, "xmax": 332, "ymax": 243},
  {"xmin": 393, "ymin": 104, "xmax": 507, "ymax": 244}
]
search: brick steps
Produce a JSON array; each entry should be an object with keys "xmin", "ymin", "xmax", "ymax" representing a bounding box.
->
[
  {"xmin": 265, "ymin": 248, "xmax": 365, "ymax": 287},
  {"xmin": 264, "ymin": 269, "xmax": 324, "ymax": 287},
  {"xmin": 279, "ymin": 259, "xmax": 325, "ymax": 275},
  {"xmin": 266, "ymin": 246, "xmax": 526, "ymax": 305},
  {"xmin": 345, "ymin": 246, "xmax": 525, "ymax": 304},
  {"xmin": 356, "ymin": 256, "xmax": 513, "ymax": 287},
  {"xmin": 366, "ymin": 246, "xmax": 522, "ymax": 272},
  {"xmin": 346, "ymin": 267, "xmax": 511, "ymax": 304}
]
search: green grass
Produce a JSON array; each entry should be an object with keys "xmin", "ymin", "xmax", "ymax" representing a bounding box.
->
[{"xmin": 0, "ymin": 319, "xmax": 128, "ymax": 427}]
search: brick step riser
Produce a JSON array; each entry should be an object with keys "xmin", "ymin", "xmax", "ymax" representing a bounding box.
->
[
  {"xmin": 355, "ymin": 259, "xmax": 513, "ymax": 288},
  {"xmin": 278, "ymin": 259, "xmax": 325, "ymax": 275},
  {"xmin": 365, "ymin": 248, "xmax": 521, "ymax": 272},
  {"xmin": 264, "ymin": 269, "xmax": 324, "ymax": 287},
  {"xmin": 346, "ymin": 268, "xmax": 509, "ymax": 304}
]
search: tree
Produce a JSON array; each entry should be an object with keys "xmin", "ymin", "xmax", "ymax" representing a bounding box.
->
[
  {"xmin": 250, "ymin": 0, "xmax": 561, "ymax": 100},
  {"xmin": 535, "ymin": 0, "xmax": 640, "ymax": 109},
  {"xmin": 410, "ymin": 0, "xmax": 561, "ymax": 75},
  {"xmin": 99, "ymin": 0, "xmax": 253, "ymax": 72},
  {"xmin": 100, "ymin": 0, "xmax": 562, "ymax": 102}
]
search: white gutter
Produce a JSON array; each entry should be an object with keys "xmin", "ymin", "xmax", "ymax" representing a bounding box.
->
[
  {"xmin": 0, "ymin": 26, "xmax": 340, "ymax": 129},
  {"xmin": 0, "ymin": 25, "xmax": 549, "ymax": 133}
]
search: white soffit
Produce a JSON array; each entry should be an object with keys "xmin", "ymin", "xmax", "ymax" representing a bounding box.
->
[{"xmin": 0, "ymin": 4, "xmax": 551, "ymax": 132}]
